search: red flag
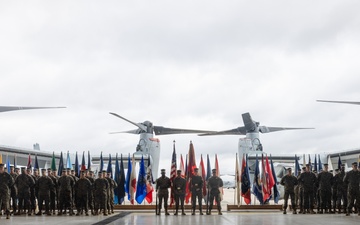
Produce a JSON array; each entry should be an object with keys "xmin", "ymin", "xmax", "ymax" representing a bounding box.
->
[
  {"xmin": 198, "ymin": 154, "xmax": 207, "ymax": 197},
  {"xmin": 215, "ymin": 154, "xmax": 223, "ymax": 200},
  {"xmin": 27, "ymin": 154, "xmax": 32, "ymax": 169},
  {"xmin": 241, "ymin": 154, "xmax": 251, "ymax": 205},
  {"xmin": 145, "ymin": 155, "xmax": 154, "ymax": 204},
  {"xmin": 185, "ymin": 141, "xmax": 197, "ymax": 203},
  {"xmin": 261, "ymin": 154, "xmax": 274, "ymax": 202},
  {"xmin": 169, "ymin": 142, "xmax": 177, "ymax": 207},
  {"xmin": 179, "ymin": 154, "xmax": 185, "ymax": 178},
  {"xmin": 130, "ymin": 156, "xmax": 137, "ymax": 204},
  {"xmin": 265, "ymin": 155, "xmax": 275, "ymax": 189}
]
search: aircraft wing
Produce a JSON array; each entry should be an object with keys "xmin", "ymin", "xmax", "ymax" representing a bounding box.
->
[
  {"xmin": 0, "ymin": 106, "xmax": 66, "ymax": 113},
  {"xmin": 259, "ymin": 126, "xmax": 314, "ymax": 133},
  {"xmin": 317, "ymin": 100, "xmax": 360, "ymax": 105},
  {"xmin": 153, "ymin": 126, "xmax": 215, "ymax": 135},
  {"xmin": 198, "ymin": 127, "xmax": 247, "ymax": 136}
]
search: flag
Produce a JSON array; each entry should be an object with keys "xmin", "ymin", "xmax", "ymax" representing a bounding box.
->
[
  {"xmin": 318, "ymin": 155, "xmax": 323, "ymax": 171},
  {"xmin": 81, "ymin": 151, "xmax": 86, "ymax": 171},
  {"xmin": 27, "ymin": 154, "xmax": 32, "ymax": 169},
  {"xmin": 34, "ymin": 154, "xmax": 39, "ymax": 170},
  {"xmin": 115, "ymin": 154, "xmax": 126, "ymax": 205},
  {"xmin": 270, "ymin": 155, "xmax": 280, "ymax": 203},
  {"xmin": 215, "ymin": 154, "xmax": 223, "ymax": 200},
  {"xmin": 130, "ymin": 155, "xmax": 137, "ymax": 204},
  {"xmin": 169, "ymin": 143, "xmax": 177, "ymax": 207},
  {"xmin": 0, "ymin": 154, "xmax": 2, "ymax": 163},
  {"xmin": 114, "ymin": 153, "xmax": 120, "ymax": 204},
  {"xmin": 74, "ymin": 152, "xmax": 79, "ymax": 177},
  {"xmin": 235, "ymin": 153, "xmax": 241, "ymax": 206},
  {"xmin": 145, "ymin": 155, "xmax": 154, "ymax": 204},
  {"xmin": 66, "ymin": 151, "xmax": 71, "ymax": 169},
  {"xmin": 125, "ymin": 154, "xmax": 132, "ymax": 200},
  {"xmin": 135, "ymin": 156, "xmax": 147, "ymax": 204},
  {"xmin": 179, "ymin": 154, "xmax": 185, "ymax": 178},
  {"xmin": 51, "ymin": 152, "xmax": 57, "ymax": 171},
  {"xmin": 295, "ymin": 154, "xmax": 301, "ymax": 177},
  {"xmin": 337, "ymin": 155, "xmax": 342, "ymax": 170},
  {"xmin": 6, "ymin": 155, "xmax": 11, "ymax": 173},
  {"xmin": 241, "ymin": 154, "xmax": 251, "ymax": 205},
  {"xmin": 327, "ymin": 155, "xmax": 334, "ymax": 174},
  {"xmin": 13, "ymin": 154, "xmax": 17, "ymax": 168},
  {"xmin": 99, "ymin": 152, "xmax": 104, "ymax": 172},
  {"xmin": 186, "ymin": 141, "xmax": 197, "ymax": 203},
  {"xmin": 261, "ymin": 154, "xmax": 271, "ymax": 202},
  {"xmin": 314, "ymin": 154, "xmax": 318, "ymax": 172},
  {"xmin": 107, "ymin": 154, "xmax": 113, "ymax": 179},
  {"xmin": 308, "ymin": 154, "xmax": 312, "ymax": 171},
  {"xmin": 204, "ymin": 154, "xmax": 211, "ymax": 203},
  {"xmin": 88, "ymin": 151, "xmax": 92, "ymax": 171},
  {"xmin": 198, "ymin": 154, "xmax": 207, "ymax": 197},
  {"xmin": 252, "ymin": 155, "xmax": 263, "ymax": 204},
  {"xmin": 58, "ymin": 152, "xmax": 64, "ymax": 176},
  {"xmin": 303, "ymin": 154, "xmax": 306, "ymax": 167}
]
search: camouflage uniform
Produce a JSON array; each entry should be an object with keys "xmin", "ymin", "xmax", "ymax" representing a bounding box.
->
[
  {"xmin": 207, "ymin": 171, "xmax": 223, "ymax": 215},
  {"xmin": 93, "ymin": 175, "xmax": 109, "ymax": 215},
  {"xmin": 317, "ymin": 170, "xmax": 334, "ymax": 213},
  {"xmin": 86, "ymin": 173, "xmax": 95, "ymax": 214},
  {"xmin": 172, "ymin": 172, "xmax": 186, "ymax": 215},
  {"xmin": 0, "ymin": 167, "xmax": 15, "ymax": 219},
  {"xmin": 75, "ymin": 175, "xmax": 92, "ymax": 215},
  {"xmin": 15, "ymin": 169, "xmax": 35, "ymax": 215},
  {"xmin": 297, "ymin": 169, "xmax": 317, "ymax": 214},
  {"xmin": 48, "ymin": 170, "xmax": 58, "ymax": 214},
  {"xmin": 57, "ymin": 172, "xmax": 75, "ymax": 215},
  {"xmin": 35, "ymin": 172, "xmax": 54, "ymax": 215},
  {"xmin": 280, "ymin": 171, "xmax": 298, "ymax": 214},
  {"xmin": 9, "ymin": 171, "xmax": 18, "ymax": 214},
  {"xmin": 191, "ymin": 173, "xmax": 204, "ymax": 215},
  {"xmin": 155, "ymin": 172, "xmax": 171, "ymax": 215},
  {"xmin": 343, "ymin": 165, "xmax": 360, "ymax": 215},
  {"xmin": 335, "ymin": 167, "xmax": 347, "ymax": 213},
  {"xmin": 105, "ymin": 175, "xmax": 117, "ymax": 214}
]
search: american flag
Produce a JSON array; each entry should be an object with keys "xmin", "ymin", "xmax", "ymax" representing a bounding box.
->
[{"xmin": 169, "ymin": 141, "xmax": 177, "ymax": 207}]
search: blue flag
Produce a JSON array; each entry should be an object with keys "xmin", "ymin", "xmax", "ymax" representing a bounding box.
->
[
  {"xmin": 337, "ymin": 155, "xmax": 342, "ymax": 170},
  {"xmin": 74, "ymin": 152, "xmax": 79, "ymax": 177},
  {"xmin": 100, "ymin": 152, "xmax": 104, "ymax": 172},
  {"xmin": 252, "ymin": 155, "xmax": 263, "ymax": 204},
  {"xmin": 241, "ymin": 154, "xmax": 251, "ymax": 204},
  {"xmin": 6, "ymin": 156, "xmax": 11, "ymax": 173},
  {"xmin": 308, "ymin": 155, "xmax": 312, "ymax": 171},
  {"xmin": 58, "ymin": 152, "xmax": 64, "ymax": 176},
  {"xmin": 270, "ymin": 155, "xmax": 280, "ymax": 203},
  {"xmin": 135, "ymin": 156, "xmax": 147, "ymax": 204},
  {"xmin": 87, "ymin": 151, "xmax": 91, "ymax": 171},
  {"xmin": 114, "ymin": 153, "xmax": 120, "ymax": 204},
  {"xmin": 125, "ymin": 154, "xmax": 132, "ymax": 200},
  {"xmin": 66, "ymin": 151, "xmax": 72, "ymax": 169},
  {"xmin": 314, "ymin": 154, "xmax": 318, "ymax": 172},
  {"xmin": 119, "ymin": 154, "xmax": 126, "ymax": 204},
  {"xmin": 295, "ymin": 154, "xmax": 301, "ymax": 177},
  {"xmin": 318, "ymin": 155, "xmax": 323, "ymax": 171},
  {"xmin": 107, "ymin": 154, "xmax": 113, "ymax": 178},
  {"xmin": 206, "ymin": 154, "xmax": 211, "ymax": 181},
  {"xmin": 34, "ymin": 154, "xmax": 39, "ymax": 170}
]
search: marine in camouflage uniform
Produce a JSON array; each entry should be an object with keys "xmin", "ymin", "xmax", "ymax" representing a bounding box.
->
[
  {"xmin": 155, "ymin": 169, "xmax": 171, "ymax": 215},
  {"xmin": 173, "ymin": 170, "xmax": 186, "ymax": 215},
  {"xmin": 27, "ymin": 168, "xmax": 38, "ymax": 215},
  {"xmin": 191, "ymin": 168, "xmax": 204, "ymax": 215},
  {"xmin": 280, "ymin": 168, "xmax": 298, "ymax": 214},
  {"xmin": 94, "ymin": 171, "xmax": 109, "ymax": 216},
  {"xmin": 295, "ymin": 167, "xmax": 306, "ymax": 213},
  {"xmin": 105, "ymin": 172, "xmax": 117, "ymax": 214},
  {"xmin": 36, "ymin": 169, "xmax": 54, "ymax": 215},
  {"xmin": 69, "ymin": 169, "xmax": 79, "ymax": 210},
  {"xmin": 335, "ymin": 164, "xmax": 347, "ymax": 213},
  {"xmin": 47, "ymin": 168, "xmax": 58, "ymax": 215},
  {"xmin": 206, "ymin": 169, "xmax": 223, "ymax": 215},
  {"xmin": 297, "ymin": 164, "xmax": 317, "ymax": 214},
  {"xmin": 15, "ymin": 167, "xmax": 35, "ymax": 216},
  {"xmin": 86, "ymin": 170, "xmax": 96, "ymax": 215},
  {"xmin": 343, "ymin": 162, "xmax": 360, "ymax": 216},
  {"xmin": 317, "ymin": 164, "xmax": 334, "ymax": 214},
  {"xmin": 57, "ymin": 169, "xmax": 75, "ymax": 215},
  {"xmin": 9, "ymin": 166, "xmax": 18, "ymax": 214},
  {"xmin": 0, "ymin": 163, "xmax": 15, "ymax": 219},
  {"xmin": 75, "ymin": 171, "xmax": 92, "ymax": 216}
]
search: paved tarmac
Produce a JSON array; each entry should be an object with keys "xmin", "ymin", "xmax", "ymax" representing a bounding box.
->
[{"xmin": 1, "ymin": 210, "xmax": 359, "ymax": 225}]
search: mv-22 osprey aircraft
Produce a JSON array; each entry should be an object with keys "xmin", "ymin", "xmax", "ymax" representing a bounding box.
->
[{"xmin": 109, "ymin": 112, "xmax": 313, "ymax": 179}]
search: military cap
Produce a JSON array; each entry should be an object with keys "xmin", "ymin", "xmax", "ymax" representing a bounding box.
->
[
  {"xmin": 212, "ymin": 169, "xmax": 217, "ymax": 173},
  {"xmin": 89, "ymin": 170, "xmax": 94, "ymax": 173},
  {"xmin": 71, "ymin": 169, "xmax": 75, "ymax": 172},
  {"xmin": 15, "ymin": 168, "xmax": 20, "ymax": 171},
  {"xmin": 98, "ymin": 171, "xmax": 102, "ymax": 174},
  {"xmin": 352, "ymin": 162, "xmax": 358, "ymax": 166},
  {"xmin": 302, "ymin": 166, "xmax": 306, "ymax": 170},
  {"xmin": 0, "ymin": 163, "xmax": 4, "ymax": 167},
  {"xmin": 10, "ymin": 165, "xmax": 14, "ymax": 168},
  {"xmin": 341, "ymin": 164, "xmax": 345, "ymax": 167},
  {"xmin": 335, "ymin": 169, "xmax": 339, "ymax": 172},
  {"xmin": 62, "ymin": 169, "xmax": 66, "ymax": 173},
  {"xmin": 33, "ymin": 168, "xmax": 38, "ymax": 171},
  {"xmin": 21, "ymin": 167, "xmax": 26, "ymax": 170},
  {"xmin": 161, "ymin": 169, "xmax": 166, "ymax": 173},
  {"xmin": 194, "ymin": 168, "xmax": 199, "ymax": 171},
  {"xmin": 47, "ymin": 168, "xmax": 52, "ymax": 171},
  {"xmin": 177, "ymin": 170, "xmax": 182, "ymax": 173},
  {"xmin": 323, "ymin": 163, "xmax": 328, "ymax": 166},
  {"xmin": 287, "ymin": 168, "xmax": 292, "ymax": 171},
  {"xmin": 329, "ymin": 170, "xmax": 333, "ymax": 172},
  {"xmin": 41, "ymin": 168, "xmax": 46, "ymax": 172},
  {"xmin": 305, "ymin": 164, "xmax": 310, "ymax": 167}
]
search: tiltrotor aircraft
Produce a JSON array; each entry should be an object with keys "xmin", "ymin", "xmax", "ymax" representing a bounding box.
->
[
  {"xmin": 199, "ymin": 112, "xmax": 313, "ymax": 156},
  {"xmin": 109, "ymin": 112, "xmax": 215, "ymax": 179}
]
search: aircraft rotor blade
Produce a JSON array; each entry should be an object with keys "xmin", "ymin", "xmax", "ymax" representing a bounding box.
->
[
  {"xmin": 109, "ymin": 129, "xmax": 141, "ymax": 135},
  {"xmin": 198, "ymin": 127, "xmax": 247, "ymax": 136},
  {"xmin": 259, "ymin": 126, "xmax": 314, "ymax": 133},
  {"xmin": 0, "ymin": 106, "xmax": 66, "ymax": 113},
  {"xmin": 153, "ymin": 126, "xmax": 216, "ymax": 135},
  {"xmin": 109, "ymin": 112, "xmax": 147, "ymax": 131},
  {"xmin": 317, "ymin": 100, "xmax": 360, "ymax": 105},
  {"xmin": 242, "ymin": 112, "xmax": 256, "ymax": 132}
]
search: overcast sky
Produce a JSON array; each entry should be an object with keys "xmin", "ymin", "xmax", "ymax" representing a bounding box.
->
[{"xmin": 1, "ymin": 1, "xmax": 360, "ymax": 174}]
